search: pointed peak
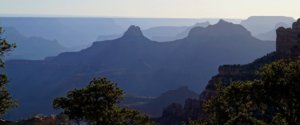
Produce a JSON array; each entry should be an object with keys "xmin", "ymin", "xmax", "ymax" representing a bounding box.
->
[
  {"xmin": 211, "ymin": 19, "xmax": 247, "ymax": 30},
  {"xmin": 216, "ymin": 19, "xmax": 233, "ymax": 25},
  {"xmin": 122, "ymin": 25, "xmax": 145, "ymax": 38}
]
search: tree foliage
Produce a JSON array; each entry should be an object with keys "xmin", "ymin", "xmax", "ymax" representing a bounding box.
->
[
  {"xmin": 0, "ymin": 27, "xmax": 16, "ymax": 116},
  {"xmin": 204, "ymin": 58, "xmax": 300, "ymax": 125},
  {"xmin": 53, "ymin": 77, "xmax": 155, "ymax": 125}
]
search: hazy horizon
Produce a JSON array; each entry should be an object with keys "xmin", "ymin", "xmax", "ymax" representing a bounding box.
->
[
  {"xmin": 0, "ymin": 14, "xmax": 295, "ymax": 20},
  {"xmin": 1, "ymin": 0, "xmax": 300, "ymax": 19}
]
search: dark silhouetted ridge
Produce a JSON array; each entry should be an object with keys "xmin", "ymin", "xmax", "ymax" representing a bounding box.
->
[{"xmin": 187, "ymin": 19, "xmax": 251, "ymax": 39}]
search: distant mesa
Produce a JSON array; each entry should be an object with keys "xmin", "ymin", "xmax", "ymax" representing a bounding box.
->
[
  {"xmin": 0, "ymin": 17, "xmax": 124, "ymax": 51},
  {"xmin": 3, "ymin": 27, "xmax": 65, "ymax": 60},
  {"xmin": 241, "ymin": 16, "xmax": 295, "ymax": 35},
  {"xmin": 255, "ymin": 22, "xmax": 291, "ymax": 41}
]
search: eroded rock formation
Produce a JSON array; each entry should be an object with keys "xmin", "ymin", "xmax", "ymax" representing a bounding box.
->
[{"xmin": 276, "ymin": 19, "xmax": 300, "ymax": 56}]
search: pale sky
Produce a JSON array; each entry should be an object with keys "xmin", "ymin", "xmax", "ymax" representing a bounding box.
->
[{"xmin": 1, "ymin": 0, "xmax": 300, "ymax": 19}]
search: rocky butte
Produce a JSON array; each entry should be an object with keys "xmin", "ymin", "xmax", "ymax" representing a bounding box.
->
[{"xmin": 276, "ymin": 19, "xmax": 300, "ymax": 56}]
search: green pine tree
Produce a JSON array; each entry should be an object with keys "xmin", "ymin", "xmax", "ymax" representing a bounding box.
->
[
  {"xmin": 53, "ymin": 77, "xmax": 156, "ymax": 125},
  {"xmin": 0, "ymin": 27, "xmax": 17, "ymax": 117},
  {"xmin": 204, "ymin": 58, "xmax": 300, "ymax": 125}
]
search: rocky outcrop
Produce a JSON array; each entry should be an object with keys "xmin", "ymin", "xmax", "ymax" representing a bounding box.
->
[{"xmin": 276, "ymin": 19, "xmax": 300, "ymax": 56}]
